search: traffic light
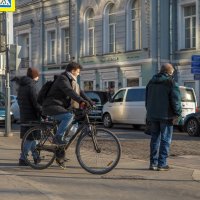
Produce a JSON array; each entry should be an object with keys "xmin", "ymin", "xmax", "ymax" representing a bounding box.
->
[{"xmin": 0, "ymin": 12, "xmax": 6, "ymax": 52}]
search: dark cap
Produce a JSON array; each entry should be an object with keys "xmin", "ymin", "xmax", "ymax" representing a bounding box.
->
[{"xmin": 27, "ymin": 67, "xmax": 39, "ymax": 79}]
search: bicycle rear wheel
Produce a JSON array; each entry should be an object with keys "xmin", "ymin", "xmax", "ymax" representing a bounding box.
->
[
  {"xmin": 76, "ymin": 128, "xmax": 121, "ymax": 174},
  {"xmin": 21, "ymin": 125, "xmax": 56, "ymax": 170}
]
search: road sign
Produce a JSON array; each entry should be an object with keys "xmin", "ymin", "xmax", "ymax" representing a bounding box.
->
[
  {"xmin": 194, "ymin": 74, "xmax": 200, "ymax": 80},
  {"xmin": 0, "ymin": 0, "xmax": 15, "ymax": 12},
  {"xmin": 191, "ymin": 68, "xmax": 200, "ymax": 74},
  {"xmin": 192, "ymin": 62, "xmax": 200, "ymax": 68},
  {"xmin": 192, "ymin": 55, "xmax": 200, "ymax": 62}
]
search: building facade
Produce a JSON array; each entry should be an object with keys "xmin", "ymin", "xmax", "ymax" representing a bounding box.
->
[
  {"xmin": 9, "ymin": 0, "xmax": 200, "ymax": 104},
  {"xmin": 78, "ymin": 0, "xmax": 200, "ymax": 104},
  {"xmin": 11, "ymin": 0, "xmax": 77, "ymax": 93}
]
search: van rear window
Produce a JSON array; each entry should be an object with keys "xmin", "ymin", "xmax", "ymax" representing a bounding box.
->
[
  {"xmin": 126, "ymin": 89, "xmax": 146, "ymax": 102},
  {"xmin": 180, "ymin": 88, "xmax": 195, "ymax": 102}
]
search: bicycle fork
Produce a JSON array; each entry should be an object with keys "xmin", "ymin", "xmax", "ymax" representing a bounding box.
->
[{"xmin": 90, "ymin": 125, "xmax": 101, "ymax": 153}]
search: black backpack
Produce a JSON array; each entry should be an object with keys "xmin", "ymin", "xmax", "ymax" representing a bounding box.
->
[{"xmin": 37, "ymin": 80, "xmax": 55, "ymax": 105}]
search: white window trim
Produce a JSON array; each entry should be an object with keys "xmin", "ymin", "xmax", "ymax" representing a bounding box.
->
[
  {"xmin": 126, "ymin": 0, "xmax": 141, "ymax": 51},
  {"xmin": 88, "ymin": 27, "xmax": 95, "ymax": 55},
  {"xmin": 15, "ymin": 26, "xmax": 32, "ymax": 68},
  {"xmin": 59, "ymin": 27, "xmax": 70, "ymax": 63},
  {"xmin": 45, "ymin": 28, "xmax": 57, "ymax": 65},
  {"xmin": 103, "ymin": 3, "xmax": 116, "ymax": 54},
  {"xmin": 178, "ymin": 0, "xmax": 199, "ymax": 50},
  {"xmin": 108, "ymin": 23, "xmax": 116, "ymax": 53},
  {"xmin": 83, "ymin": 8, "xmax": 95, "ymax": 56}
]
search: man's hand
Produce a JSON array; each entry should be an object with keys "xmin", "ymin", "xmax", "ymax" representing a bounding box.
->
[
  {"xmin": 172, "ymin": 116, "xmax": 179, "ymax": 125},
  {"xmin": 80, "ymin": 100, "xmax": 91, "ymax": 109}
]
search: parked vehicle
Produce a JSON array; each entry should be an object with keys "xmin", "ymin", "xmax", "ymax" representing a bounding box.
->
[
  {"xmin": 102, "ymin": 86, "xmax": 197, "ymax": 129},
  {"xmin": 10, "ymin": 95, "xmax": 17, "ymax": 105},
  {"xmin": 84, "ymin": 91, "xmax": 108, "ymax": 120},
  {"xmin": 10, "ymin": 99, "xmax": 20, "ymax": 122},
  {"xmin": 0, "ymin": 101, "xmax": 14, "ymax": 124},
  {"xmin": 184, "ymin": 112, "xmax": 200, "ymax": 136},
  {"xmin": 10, "ymin": 90, "xmax": 109, "ymax": 122}
]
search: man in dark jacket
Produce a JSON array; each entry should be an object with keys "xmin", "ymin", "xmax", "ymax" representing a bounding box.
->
[
  {"xmin": 42, "ymin": 62, "xmax": 92, "ymax": 144},
  {"xmin": 146, "ymin": 63, "xmax": 182, "ymax": 171},
  {"xmin": 17, "ymin": 67, "xmax": 42, "ymax": 166}
]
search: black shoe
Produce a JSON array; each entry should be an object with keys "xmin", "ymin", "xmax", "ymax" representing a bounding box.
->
[
  {"xmin": 53, "ymin": 135, "xmax": 67, "ymax": 145},
  {"xmin": 34, "ymin": 157, "xmax": 41, "ymax": 165},
  {"xmin": 149, "ymin": 165, "xmax": 157, "ymax": 171},
  {"xmin": 19, "ymin": 159, "xmax": 28, "ymax": 166},
  {"xmin": 157, "ymin": 165, "xmax": 170, "ymax": 171}
]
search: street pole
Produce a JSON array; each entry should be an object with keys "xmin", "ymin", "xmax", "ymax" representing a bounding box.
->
[{"xmin": 4, "ymin": 12, "xmax": 12, "ymax": 137}]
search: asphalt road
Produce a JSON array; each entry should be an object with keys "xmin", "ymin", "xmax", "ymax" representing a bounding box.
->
[{"xmin": 0, "ymin": 123, "xmax": 200, "ymax": 200}]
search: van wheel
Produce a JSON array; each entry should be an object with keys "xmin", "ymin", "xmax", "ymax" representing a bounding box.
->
[
  {"xmin": 103, "ymin": 113, "xmax": 113, "ymax": 128},
  {"xmin": 185, "ymin": 118, "xmax": 200, "ymax": 136}
]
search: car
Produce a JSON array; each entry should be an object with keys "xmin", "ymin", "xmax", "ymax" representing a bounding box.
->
[
  {"xmin": 10, "ymin": 95, "xmax": 17, "ymax": 105},
  {"xmin": 102, "ymin": 86, "xmax": 197, "ymax": 129},
  {"xmin": 84, "ymin": 91, "xmax": 108, "ymax": 121},
  {"xmin": 10, "ymin": 90, "xmax": 109, "ymax": 122},
  {"xmin": 10, "ymin": 99, "xmax": 20, "ymax": 122},
  {"xmin": 0, "ymin": 101, "xmax": 14, "ymax": 125},
  {"xmin": 184, "ymin": 112, "xmax": 200, "ymax": 136}
]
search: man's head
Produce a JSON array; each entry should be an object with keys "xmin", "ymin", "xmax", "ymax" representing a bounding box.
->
[
  {"xmin": 160, "ymin": 63, "xmax": 174, "ymax": 76},
  {"xmin": 27, "ymin": 67, "xmax": 39, "ymax": 81},
  {"xmin": 65, "ymin": 62, "xmax": 83, "ymax": 78}
]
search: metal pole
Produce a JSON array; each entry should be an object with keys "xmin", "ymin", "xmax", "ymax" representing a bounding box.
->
[{"xmin": 4, "ymin": 12, "xmax": 12, "ymax": 137}]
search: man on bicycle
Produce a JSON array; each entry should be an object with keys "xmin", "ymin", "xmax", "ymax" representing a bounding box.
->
[{"xmin": 42, "ymin": 62, "xmax": 93, "ymax": 144}]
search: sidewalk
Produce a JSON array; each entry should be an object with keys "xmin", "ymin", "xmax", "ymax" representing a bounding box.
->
[{"xmin": 0, "ymin": 130, "xmax": 200, "ymax": 200}]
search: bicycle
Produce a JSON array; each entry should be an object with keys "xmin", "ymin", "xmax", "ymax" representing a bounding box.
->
[{"xmin": 21, "ymin": 107, "xmax": 121, "ymax": 175}]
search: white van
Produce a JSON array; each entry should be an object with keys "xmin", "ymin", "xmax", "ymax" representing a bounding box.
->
[{"xmin": 102, "ymin": 86, "xmax": 197, "ymax": 129}]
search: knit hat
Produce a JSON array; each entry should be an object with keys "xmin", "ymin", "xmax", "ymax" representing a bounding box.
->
[{"xmin": 27, "ymin": 67, "xmax": 39, "ymax": 79}]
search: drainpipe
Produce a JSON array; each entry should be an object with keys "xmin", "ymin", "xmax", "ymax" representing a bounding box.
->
[
  {"xmin": 169, "ymin": 0, "xmax": 173, "ymax": 64},
  {"xmin": 41, "ymin": 0, "xmax": 45, "ymax": 83},
  {"xmin": 157, "ymin": 0, "xmax": 160, "ymax": 72}
]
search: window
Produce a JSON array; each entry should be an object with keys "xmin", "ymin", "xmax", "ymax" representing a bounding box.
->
[
  {"xmin": 17, "ymin": 33, "xmax": 30, "ymax": 68},
  {"xmin": 127, "ymin": 78, "xmax": 139, "ymax": 87},
  {"xmin": 184, "ymin": 5, "xmax": 196, "ymax": 48},
  {"xmin": 113, "ymin": 90, "xmax": 126, "ymax": 103},
  {"xmin": 61, "ymin": 28, "xmax": 70, "ymax": 62},
  {"xmin": 179, "ymin": 4, "xmax": 196, "ymax": 49},
  {"xmin": 103, "ymin": 4, "xmax": 116, "ymax": 53},
  {"xmin": 126, "ymin": 88, "xmax": 145, "ymax": 102},
  {"xmin": 84, "ymin": 9, "xmax": 94, "ymax": 56},
  {"xmin": 83, "ymin": 81, "xmax": 94, "ymax": 91},
  {"xmin": 127, "ymin": 0, "xmax": 141, "ymax": 50},
  {"xmin": 47, "ymin": 30, "xmax": 56, "ymax": 63},
  {"xmin": 108, "ymin": 6, "xmax": 116, "ymax": 52}
]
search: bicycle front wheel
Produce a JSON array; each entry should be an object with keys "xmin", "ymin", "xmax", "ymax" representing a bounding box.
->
[
  {"xmin": 21, "ymin": 125, "xmax": 56, "ymax": 170},
  {"xmin": 76, "ymin": 128, "xmax": 121, "ymax": 174}
]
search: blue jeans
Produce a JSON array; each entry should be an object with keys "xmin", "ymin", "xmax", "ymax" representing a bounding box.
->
[
  {"xmin": 52, "ymin": 112, "xmax": 74, "ymax": 140},
  {"xmin": 150, "ymin": 121, "xmax": 173, "ymax": 167},
  {"xmin": 20, "ymin": 140, "xmax": 39, "ymax": 160}
]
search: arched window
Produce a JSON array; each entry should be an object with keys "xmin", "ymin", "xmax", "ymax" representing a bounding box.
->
[
  {"xmin": 127, "ymin": 0, "xmax": 141, "ymax": 50},
  {"xmin": 84, "ymin": 8, "xmax": 95, "ymax": 56},
  {"xmin": 103, "ymin": 4, "xmax": 116, "ymax": 53}
]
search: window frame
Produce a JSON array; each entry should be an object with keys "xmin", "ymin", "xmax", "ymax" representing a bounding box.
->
[
  {"xmin": 61, "ymin": 27, "xmax": 70, "ymax": 63},
  {"xmin": 47, "ymin": 29, "xmax": 56, "ymax": 64},
  {"xmin": 178, "ymin": 1, "xmax": 198, "ymax": 50},
  {"xmin": 83, "ymin": 8, "xmax": 95, "ymax": 56},
  {"xmin": 126, "ymin": 0, "xmax": 141, "ymax": 51}
]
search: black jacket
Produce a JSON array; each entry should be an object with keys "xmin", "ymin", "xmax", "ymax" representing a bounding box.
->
[
  {"xmin": 17, "ymin": 76, "xmax": 41, "ymax": 122},
  {"xmin": 42, "ymin": 72, "xmax": 92, "ymax": 116},
  {"xmin": 146, "ymin": 73, "xmax": 182, "ymax": 121}
]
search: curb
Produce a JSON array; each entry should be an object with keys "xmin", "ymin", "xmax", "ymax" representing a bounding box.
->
[{"xmin": 192, "ymin": 170, "xmax": 200, "ymax": 181}]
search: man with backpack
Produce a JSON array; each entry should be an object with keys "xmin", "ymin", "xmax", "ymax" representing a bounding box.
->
[
  {"xmin": 145, "ymin": 63, "xmax": 182, "ymax": 171},
  {"xmin": 42, "ymin": 62, "xmax": 93, "ymax": 144}
]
